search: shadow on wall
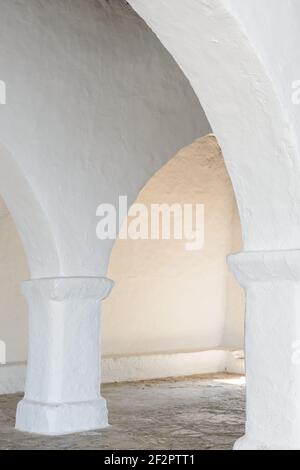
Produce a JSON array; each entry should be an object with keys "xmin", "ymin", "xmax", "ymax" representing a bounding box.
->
[
  {"xmin": 103, "ymin": 134, "xmax": 245, "ymax": 358},
  {"xmin": 0, "ymin": 137, "xmax": 244, "ymax": 380}
]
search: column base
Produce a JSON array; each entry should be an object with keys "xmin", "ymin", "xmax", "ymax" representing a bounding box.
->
[{"xmin": 16, "ymin": 397, "xmax": 108, "ymax": 436}]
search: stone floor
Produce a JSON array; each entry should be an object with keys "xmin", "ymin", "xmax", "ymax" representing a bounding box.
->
[{"xmin": 0, "ymin": 374, "xmax": 245, "ymax": 450}]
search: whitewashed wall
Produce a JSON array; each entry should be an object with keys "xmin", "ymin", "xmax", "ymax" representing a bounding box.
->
[
  {"xmin": 103, "ymin": 135, "xmax": 244, "ymax": 358},
  {"xmin": 0, "ymin": 197, "xmax": 28, "ymax": 364},
  {"xmin": 0, "ymin": 0, "xmax": 210, "ymax": 278},
  {"xmin": 2, "ymin": 0, "xmax": 299, "ymax": 387},
  {"xmin": 0, "ymin": 136, "xmax": 244, "ymax": 383},
  {"xmin": 0, "ymin": 0, "xmax": 210, "ymax": 375}
]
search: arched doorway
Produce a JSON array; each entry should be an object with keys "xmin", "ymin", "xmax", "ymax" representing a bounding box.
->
[
  {"xmin": 125, "ymin": 0, "xmax": 300, "ymax": 450},
  {"xmin": 0, "ymin": 0, "xmax": 299, "ymax": 449},
  {"xmin": 103, "ymin": 134, "xmax": 244, "ymax": 382}
]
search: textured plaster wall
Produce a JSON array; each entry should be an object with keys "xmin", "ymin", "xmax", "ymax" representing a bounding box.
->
[
  {"xmin": 0, "ymin": 136, "xmax": 244, "ymax": 368},
  {"xmin": 0, "ymin": 0, "xmax": 210, "ymax": 278},
  {"xmin": 223, "ymin": 200, "xmax": 244, "ymax": 348},
  {"xmin": 1, "ymin": 0, "xmax": 300, "ymax": 388},
  {"xmin": 0, "ymin": 0, "xmax": 210, "ymax": 366},
  {"xmin": 1, "ymin": 0, "xmax": 300, "ymax": 279},
  {"xmin": 103, "ymin": 135, "xmax": 244, "ymax": 356},
  {"xmin": 223, "ymin": 0, "xmax": 300, "ymax": 156},
  {"xmin": 127, "ymin": 0, "xmax": 300, "ymax": 253},
  {"xmin": 0, "ymin": 197, "xmax": 29, "ymax": 363}
]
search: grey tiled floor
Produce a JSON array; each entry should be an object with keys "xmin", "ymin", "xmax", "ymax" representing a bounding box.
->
[{"xmin": 0, "ymin": 375, "xmax": 245, "ymax": 450}]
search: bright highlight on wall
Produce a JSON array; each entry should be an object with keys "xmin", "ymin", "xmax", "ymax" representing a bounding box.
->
[{"xmin": 102, "ymin": 134, "xmax": 245, "ymax": 358}]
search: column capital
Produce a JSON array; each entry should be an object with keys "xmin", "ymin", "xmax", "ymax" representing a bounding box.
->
[
  {"xmin": 228, "ymin": 249, "xmax": 300, "ymax": 287},
  {"xmin": 22, "ymin": 276, "xmax": 114, "ymax": 302}
]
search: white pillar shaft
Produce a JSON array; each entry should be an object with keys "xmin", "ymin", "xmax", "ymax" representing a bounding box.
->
[
  {"xmin": 229, "ymin": 250, "xmax": 300, "ymax": 450},
  {"xmin": 16, "ymin": 277, "xmax": 113, "ymax": 436}
]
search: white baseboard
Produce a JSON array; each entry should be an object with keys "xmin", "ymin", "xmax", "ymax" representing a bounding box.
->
[
  {"xmin": 102, "ymin": 349, "xmax": 245, "ymax": 383},
  {"xmin": 0, "ymin": 362, "xmax": 26, "ymax": 394},
  {"xmin": 0, "ymin": 349, "xmax": 245, "ymax": 395},
  {"xmin": 224, "ymin": 349, "xmax": 245, "ymax": 375}
]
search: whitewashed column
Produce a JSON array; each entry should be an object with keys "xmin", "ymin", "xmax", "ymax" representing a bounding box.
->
[
  {"xmin": 229, "ymin": 250, "xmax": 300, "ymax": 450},
  {"xmin": 16, "ymin": 276, "xmax": 113, "ymax": 436}
]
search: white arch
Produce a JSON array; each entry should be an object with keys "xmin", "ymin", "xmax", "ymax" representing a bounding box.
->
[
  {"xmin": 1, "ymin": 0, "xmax": 299, "ymax": 445},
  {"xmin": 126, "ymin": 0, "xmax": 300, "ymax": 450},
  {"xmin": 127, "ymin": 0, "xmax": 300, "ymax": 252},
  {"xmin": 0, "ymin": 144, "xmax": 60, "ymax": 278}
]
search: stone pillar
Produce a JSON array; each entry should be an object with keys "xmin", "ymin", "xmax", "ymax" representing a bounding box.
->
[
  {"xmin": 16, "ymin": 277, "xmax": 113, "ymax": 436},
  {"xmin": 229, "ymin": 250, "xmax": 300, "ymax": 450}
]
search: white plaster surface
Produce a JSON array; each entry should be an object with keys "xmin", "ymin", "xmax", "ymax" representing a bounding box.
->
[
  {"xmin": 102, "ymin": 350, "xmax": 244, "ymax": 384},
  {"xmin": 223, "ymin": 0, "xmax": 300, "ymax": 165},
  {"xmin": 0, "ymin": 0, "xmax": 209, "ymax": 436},
  {"xmin": 229, "ymin": 250, "xmax": 300, "ymax": 450},
  {"xmin": 0, "ymin": 197, "xmax": 29, "ymax": 363},
  {"xmin": 0, "ymin": 350, "xmax": 245, "ymax": 393},
  {"xmin": 0, "ymin": 0, "xmax": 210, "ymax": 278},
  {"xmin": 0, "ymin": 364, "xmax": 26, "ymax": 395},
  {"xmin": 1, "ymin": 0, "xmax": 300, "ymax": 445},
  {"xmin": 16, "ymin": 277, "xmax": 113, "ymax": 435},
  {"xmin": 127, "ymin": 0, "xmax": 300, "ymax": 253},
  {"xmin": 103, "ymin": 135, "xmax": 244, "ymax": 356},
  {"xmin": 16, "ymin": 398, "xmax": 108, "ymax": 436},
  {"xmin": 126, "ymin": 0, "xmax": 300, "ymax": 451}
]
